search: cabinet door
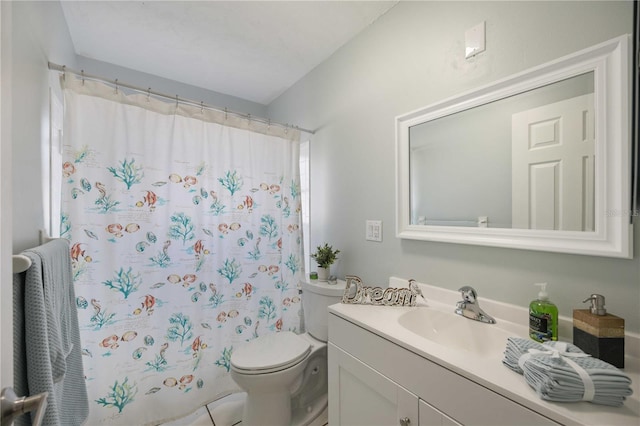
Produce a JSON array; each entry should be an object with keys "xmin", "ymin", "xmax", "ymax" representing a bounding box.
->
[
  {"xmin": 419, "ymin": 399, "xmax": 461, "ymax": 426},
  {"xmin": 329, "ymin": 343, "xmax": 419, "ymax": 426}
]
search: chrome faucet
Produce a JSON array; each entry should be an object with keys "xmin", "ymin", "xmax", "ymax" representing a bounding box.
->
[{"xmin": 455, "ymin": 286, "xmax": 496, "ymax": 324}]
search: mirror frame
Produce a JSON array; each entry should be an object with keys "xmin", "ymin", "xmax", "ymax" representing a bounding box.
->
[{"xmin": 396, "ymin": 35, "xmax": 632, "ymax": 258}]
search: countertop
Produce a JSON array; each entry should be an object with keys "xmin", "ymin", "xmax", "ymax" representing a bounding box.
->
[{"xmin": 328, "ymin": 278, "xmax": 640, "ymax": 426}]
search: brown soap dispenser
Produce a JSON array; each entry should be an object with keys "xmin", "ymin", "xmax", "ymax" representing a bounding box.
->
[{"xmin": 573, "ymin": 294, "xmax": 625, "ymax": 368}]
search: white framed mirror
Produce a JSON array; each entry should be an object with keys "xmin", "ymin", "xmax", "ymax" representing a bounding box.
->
[{"xmin": 396, "ymin": 35, "xmax": 633, "ymax": 258}]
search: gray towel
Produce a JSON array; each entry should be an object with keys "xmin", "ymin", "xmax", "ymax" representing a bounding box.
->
[
  {"xmin": 13, "ymin": 239, "xmax": 89, "ymax": 425},
  {"xmin": 503, "ymin": 337, "xmax": 633, "ymax": 407}
]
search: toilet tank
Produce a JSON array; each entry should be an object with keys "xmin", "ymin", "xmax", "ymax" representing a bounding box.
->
[{"xmin": 301, "ymin": 279, "xmax": 346, "ymax": 342}]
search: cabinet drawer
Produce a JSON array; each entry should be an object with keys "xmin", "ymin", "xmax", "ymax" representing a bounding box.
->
[{"xmin": 329, "ymin": 313, "xmax": 559, "ymax": 426}]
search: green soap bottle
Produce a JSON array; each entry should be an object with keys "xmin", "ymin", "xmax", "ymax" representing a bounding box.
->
[{"xmin": 528, "ymin": 283, "xmax": 558, "ymax": 342}]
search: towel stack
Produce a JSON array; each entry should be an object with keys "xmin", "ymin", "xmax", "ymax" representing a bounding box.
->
[{"xmin": 503, "ymin": 337, "xmax": 633, "ymax": 407}]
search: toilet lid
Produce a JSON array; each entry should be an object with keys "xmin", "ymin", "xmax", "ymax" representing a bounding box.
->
[{"xmin": 231, "ymin": 331, "xmax": 311, "ymax": 372}]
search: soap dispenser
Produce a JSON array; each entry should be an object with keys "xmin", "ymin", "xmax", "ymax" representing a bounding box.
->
[
  {"xmin": 573, "ymin": 294, "xmax": 625, "ymax": 368},
  {"xmin": 529, "ymin": 283, "xmax": 558, "ymax": 342}
]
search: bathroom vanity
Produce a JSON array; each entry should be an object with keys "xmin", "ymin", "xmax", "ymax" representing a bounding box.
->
[{"xmin": 327, "ymin": 279, "xmax": 640, "ymax": 425}]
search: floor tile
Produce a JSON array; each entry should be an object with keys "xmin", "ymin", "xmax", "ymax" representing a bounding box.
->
[
  {"xmin": 208, "ymin": 393, "xmax": 245, "ymax": 426},
  {"xmin": 161, "ymin": 406, "xmax": 214, "ymax": 426}
]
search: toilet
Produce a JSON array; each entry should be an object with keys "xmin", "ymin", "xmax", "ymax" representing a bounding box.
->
[{"xmin": 230, "ymin": 278, "xmax": 345, "ymax": 426}]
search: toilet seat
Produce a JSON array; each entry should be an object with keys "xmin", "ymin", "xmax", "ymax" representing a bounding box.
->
[{"xmin": 231, "ymin": 331, "xmax": 311, "ymax": 375}]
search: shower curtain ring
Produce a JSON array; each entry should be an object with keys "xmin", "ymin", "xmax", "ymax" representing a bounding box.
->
[
  {"xmin": 115, "ymin": 79, "xmax": 119, "ymax": 94},
  {"xmin": 81, "ymin": 70, "xmax": 85, "ymax": 86},
  {"xmin": 175, "ymin": 95, "xmax": 179, "ymax": 107},
  {"xmin": 200, "ymin": 101, "xmax": 204, "ymax": 114},
  {"xmin": 224, "ymin": 108, "xmax": 228, "ymax": 120},
  {"xmin": 147, "ymin": 88, "xmax": 151, "ymax": 102}
]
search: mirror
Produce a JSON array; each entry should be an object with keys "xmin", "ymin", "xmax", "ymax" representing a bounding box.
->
[
  {"xmin": 410, "ymin": 72, "xmax": 595, "ymax": 231},
  {"xmin": 396, "ymin": 35, "xmax": 632, "ymax": 258}
]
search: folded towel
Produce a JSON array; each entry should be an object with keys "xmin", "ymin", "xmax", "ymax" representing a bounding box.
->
[
  {"xmin": 502, "ymin": 337, "xmax": 583, "ymax": 374},
  {"xmin": 503, "ymin": 337, "xmax": 633, "ymax": 407}
]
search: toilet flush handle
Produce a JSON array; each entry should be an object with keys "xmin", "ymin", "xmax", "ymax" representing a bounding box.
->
[{"xmin": 399, "ymin": 417, "xmax": 411, "ymax": 426}]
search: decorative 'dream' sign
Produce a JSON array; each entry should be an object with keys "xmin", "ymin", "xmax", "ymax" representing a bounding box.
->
[{"xmin": 341, "ymin": 275, "xmax": 424, "ymax": 307}]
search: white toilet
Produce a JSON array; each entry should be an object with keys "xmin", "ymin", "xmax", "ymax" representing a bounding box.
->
[{"xmin": 230, "ymin": 278, "xmax": 345, "ymax": 426}]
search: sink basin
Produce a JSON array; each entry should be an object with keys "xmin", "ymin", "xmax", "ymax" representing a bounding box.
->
[{"xmin": 398, "ymin": 308, "xmax": 525, "ymax": 358}]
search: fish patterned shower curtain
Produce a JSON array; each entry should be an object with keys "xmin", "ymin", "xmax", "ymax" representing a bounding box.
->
[{"xmin": 60, "ymin": 76, "xmax": 304, "ymax": 425}]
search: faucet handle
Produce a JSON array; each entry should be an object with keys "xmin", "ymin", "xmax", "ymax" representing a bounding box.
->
[{"xmin": 458, "ymin": 286, "xmax": 477, "ymax": 303}]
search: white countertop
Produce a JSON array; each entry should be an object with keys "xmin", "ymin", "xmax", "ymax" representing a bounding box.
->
[{"xmin": 328, "ymin": 278, "xmax": 640, "ymax": 426}]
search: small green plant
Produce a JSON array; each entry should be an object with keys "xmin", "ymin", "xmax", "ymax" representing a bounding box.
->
[{"xmin": 310, "ymin": 243, "xmax": 340, "ymax": 268}]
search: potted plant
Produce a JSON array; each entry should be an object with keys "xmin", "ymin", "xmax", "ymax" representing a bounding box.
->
[{"xmin": 310, "ymin": 243, "xmax": 340, "ymax": 282}]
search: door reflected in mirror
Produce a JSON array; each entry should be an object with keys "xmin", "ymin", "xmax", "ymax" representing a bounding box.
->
[{"xmin": 409, "ymin": 72, "xmax": 595, "ymax": 231}]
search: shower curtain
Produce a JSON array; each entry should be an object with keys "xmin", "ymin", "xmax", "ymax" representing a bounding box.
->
[{"xmin": 60, "ymin": 76, "xmax": 305, "ymax": 425}]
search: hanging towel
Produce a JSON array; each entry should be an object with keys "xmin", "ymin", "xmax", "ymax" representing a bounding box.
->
[
  {"xmin": 503, "ymin": 337, "xmax": 633, "ymax": 407},
  {"xmin": 13, "ymin": 239, "xmax": 89, "ymax": 426}
]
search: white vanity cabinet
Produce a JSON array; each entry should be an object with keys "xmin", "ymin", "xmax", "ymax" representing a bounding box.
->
[
  {"xmin": 419, "ymin": 400, "xmax": 461, "ymax": 426},
  {"xmin": 328, "ymin": 313, "xmax": 559, "ymax": 426},
  {"xmin": 328, "ymin": 343, "xmax": 420, "ymax": 425},
  {"xmin": 329, "ymin": 342, "xmax": 460, "ymax": 426}
]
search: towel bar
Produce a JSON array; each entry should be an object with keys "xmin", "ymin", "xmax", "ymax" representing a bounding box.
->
[
  {"xmin": 12, "ymin": 255, "xmax": 31, "ymax": 273},
  {"xmin": 12, "ymin": 230, "xmax": 58, "ymax": 273}
]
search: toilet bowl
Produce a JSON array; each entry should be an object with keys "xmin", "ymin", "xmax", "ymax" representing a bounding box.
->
[{"xmin": 230, "ymin": 278, "xmax": 345, "ymax": 426}]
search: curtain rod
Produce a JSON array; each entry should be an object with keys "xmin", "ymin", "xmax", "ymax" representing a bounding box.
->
[{"xmin": 48, "ymin": 62, "xmax": 315, "ymax": 136}]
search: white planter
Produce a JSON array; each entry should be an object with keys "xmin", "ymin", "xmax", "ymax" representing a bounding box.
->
[{"xmin": 317, "ymin": 267, "xmax": 329, "ymax": 281}]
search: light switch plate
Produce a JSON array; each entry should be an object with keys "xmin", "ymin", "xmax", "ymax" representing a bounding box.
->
[
  {"xmin": 366, "ymin": 220, "xmax": 383, "ymax": 242},
  {"xmin": 465, "ymin": 21, "xmax": 486, "ymax": 59}
]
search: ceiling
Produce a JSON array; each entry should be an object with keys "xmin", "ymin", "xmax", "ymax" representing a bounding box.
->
[{"xmin": 60, "ymin": 1, "xmax": 398, "ymax": 105}]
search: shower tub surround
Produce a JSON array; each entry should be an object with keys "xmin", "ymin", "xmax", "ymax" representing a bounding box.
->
[{"xmin": 328, "ymin": 278, "xmax": 639, "ymax": 425}]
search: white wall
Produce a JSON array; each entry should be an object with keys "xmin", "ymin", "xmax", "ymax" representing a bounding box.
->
[
  {"xmin": 268, "ymin": 1, "xmax": 640, "ymax": 333},
  {"xmin": 2, "ymin": 0, "xmax": 78, "ymax": 389},
  {"xmin": 75, "ymin": 56, "xmax": 268, "ymax": 119},
  {"xmin": 1, "ymin": 0, "xmax": 14, "ymax": 391},
  {"xmin": 10, "ymin": 0, "xmax": 77, "ymax": 253}
]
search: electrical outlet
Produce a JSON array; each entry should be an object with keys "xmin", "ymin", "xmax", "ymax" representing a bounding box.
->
[{"xmin": 366, "ymin": 220, "xmax": 382, "ymax": 242}]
